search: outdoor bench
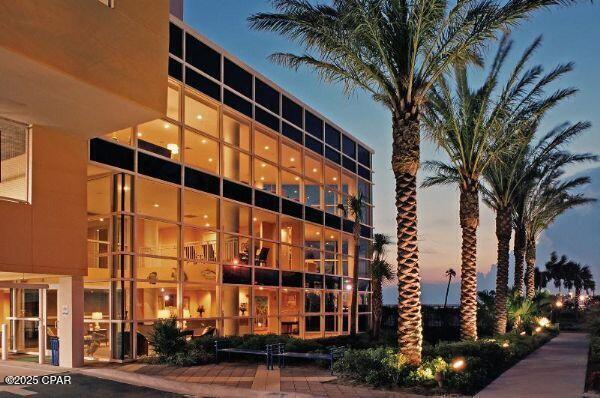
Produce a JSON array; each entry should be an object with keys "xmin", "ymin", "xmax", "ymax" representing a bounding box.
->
[
  {"xmin": 214, "ymin": 340, "xmax": 275, "ymax": 369},
  {"xmin": 271, "ymin": 343, "xmax": 346, "ymax": 374}
]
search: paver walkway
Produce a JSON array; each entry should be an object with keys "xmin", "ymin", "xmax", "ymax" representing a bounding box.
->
[
  {"xmin": 84, "ymin": 360, "xmax": 426, "ymax": 397},
  {"xmin": 478, "ymin": 332, "xmax": 590, "ymax": 398}
]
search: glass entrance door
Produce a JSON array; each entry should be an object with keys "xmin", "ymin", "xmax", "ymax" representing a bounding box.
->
[{"xmin": 8, "ymin": 288, "xmax": 43, "ymax": 354}]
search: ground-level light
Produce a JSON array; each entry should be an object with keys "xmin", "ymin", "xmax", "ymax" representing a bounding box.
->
[
  {"xmin": 538, "ymin": 317, "xmax": 550, "ymax": 328},
  {"xmin": 451, "ymin": 358, "xmax": 465, "ymax": 371}
]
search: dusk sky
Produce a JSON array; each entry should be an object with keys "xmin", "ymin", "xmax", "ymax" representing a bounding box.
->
[{"xmin": 184, "ymin": 1, "xmax": 600, "ymax": 303}]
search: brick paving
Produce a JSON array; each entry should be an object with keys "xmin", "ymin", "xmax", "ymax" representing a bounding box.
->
[{"xmin": 88, "ymin": 360, "xmax": 424, "ymax": 397}]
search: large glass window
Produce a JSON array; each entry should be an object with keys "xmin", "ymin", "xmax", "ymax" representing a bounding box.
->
[
  {"xmin": 0, "ymin": 118, "xmax": 29, "ymax": 202},
  {"xmin": 183, "ymin": 227, "xmax": 218, "ymax": 263},
  {"xmin": 136, "ymin": 178, "xmax": 179, "ymax": 221},
  {"xmin": 183, "ymin": 190, "xmax": 218, "ymax": 228},
  {"xmin": 304, "ymin": 183, "xmax": 321, "ymax": 208},
  {"xmin": 254, "ymin": 130, "xmax": 278, "ymax": 162},
  {"xmin": 279, "ymin": 245, "xmax": 303, "ymax": 271},
  {"xmin": 136, "ymin": 282, "xmax": 178, "ymax": 319},
  {"xmin": 223, "ymin": 114, "xmax": 250, "ymax": 151},
  {"xmin": 223, "ymin": 146, "xmax": 251, "ymax": 185},
  {"xmin": 281, "ymin": 171, "xmax": 301, "ymax": 202},
  {"xmin": 222, "ymin": 201, "xmax": 251, "ymax": 235},
  {"xmin": 184, "ymin": 94, "xmax": 219, "ymax": 137},
  {"xmin": 135, "ymin": 219, "xmax": 179, "ymax": 258},
  {"xmin": 304, "ymin": 155, "xmax": 323, "ymax": 183},
  {"xmin": 104, "ymin": 127, "xmax": 132, "ymax": 146},
  {"xmin": 281, "ymin": 142, "xmax": 301, "ymax": 171},
  {"xmin": 137, "ymin": 119, "xmax": 180, "ymax": 160},
  {"xmin": 182, "ymin": 285, "xmax": 218, "ymax": 318},
  {"xmin": 222, "ymin": 233, "xmax": 251, "ymax": 265},
  {"xmin": 253, "ymin": 159, "xmax": 278, "ymax": 194},
  {"xmin": 280, "ymin": 217, "xmax": 303, "ymax": 246},
  {"xmin": 253, "ymin": 209, "xmax": 278, "ymax": 240},
  {"xmin": 167, "ymin": 85, "xmax": 180, "ymax": 121},
  {"xmin": 184, "ymin": 130, "xmax": 219, "ymax": 174}
]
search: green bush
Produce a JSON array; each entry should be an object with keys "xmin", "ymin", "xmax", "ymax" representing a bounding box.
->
[
  {"xmin": 333, "ymin": 347, "xmax": 412, "ymax": 387},
  {"xmin": 148, "ymin": 318, "xmax": 187, "ymax": 360},
  {"xmin": 334, "ymin": 331, "xmax": 555, "ymax": 394}
]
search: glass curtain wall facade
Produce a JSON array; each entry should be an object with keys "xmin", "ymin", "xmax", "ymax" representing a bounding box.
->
[{"xmin": 87, "ymin": 17, "xmax": 374, "ymax": 360}]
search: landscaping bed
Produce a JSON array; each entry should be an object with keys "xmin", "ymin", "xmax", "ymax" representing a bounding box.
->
[
  {"xmin": 333, "ymin": 329, "xmax": 558, "ymax": 395},
  {"xmin": 585, "ymin": 307, "xmax": 600, "ymax": 392},
  {"xmin": 148, "ymin": 318, "xmax": 558, "ymax": 395}
]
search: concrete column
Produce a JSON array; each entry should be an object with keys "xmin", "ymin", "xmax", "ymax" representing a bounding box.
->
[
  {"xmin": 38, "ymin": 289, "xmax": 46, "ymax": 364},
  {"xmin": 223, "ymin": 287, "xmax": 239, "ymax": 336},
  {"xmin": 58, "ymin": 276, "xmax": 84, "ymax": 368},
  {"xmin": 1, "ymin": 323, "xmax": 7, "ymax": 360}
]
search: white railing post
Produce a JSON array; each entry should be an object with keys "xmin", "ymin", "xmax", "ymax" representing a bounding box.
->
[{"xmin": 1, "ymin": 323, "xmax": 7, "ymax": 360}]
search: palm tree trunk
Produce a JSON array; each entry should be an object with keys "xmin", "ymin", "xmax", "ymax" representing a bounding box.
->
[
  {"xmin": 513, "ymin": 225, "xmax": 526, "ymax": 296},
  {"xmin": 372, "ymin": 277, "xmax": 383, "ymax": 339},
  {"xmin": 392, "ymin": 109, "xmax": 422, "ymax": 364},
  {"xmin": 350, "ymin": 222, "xmax": 360, "ymax": 336},
  {"xmin": 493, "ymin": 207, "xmax": 511, "ymax": 335},
  {"xmin": 575, "ymin": 287, "xmax": 581, "ymax": 313},
  {"xmin": 525, "ymin": 238, "xmax": 536, "ymax": 299},
  {"xmin": 459, "ymin": 183, "xmax": 479, "ymax": 341},
  {"xmin": 444, "ymin": 277, "xmax": 451, "ymax": 308}
]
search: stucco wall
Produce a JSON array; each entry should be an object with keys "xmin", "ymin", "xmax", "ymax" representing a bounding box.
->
[
  {"xmin": 0, "ymin": 0, "xmax": 169, "ymax": 115},
  {"xmin": 0, "ymin": 127, "xmax": 87, "ymax": 276}
]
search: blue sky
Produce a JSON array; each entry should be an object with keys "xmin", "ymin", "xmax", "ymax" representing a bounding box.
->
[{"xmin": 183, "ymin": 1, "xmax": 600, "ymax": 303}]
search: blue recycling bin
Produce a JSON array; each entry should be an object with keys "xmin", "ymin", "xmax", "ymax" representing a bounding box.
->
[{"xmin": 49, "ymin": 336, "xmax": 59, "ymax": 366}]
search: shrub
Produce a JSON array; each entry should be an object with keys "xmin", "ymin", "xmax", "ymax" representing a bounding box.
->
[
  {"xmin": 148, "ymin": 317, "xmax": 187, "ymax": 360},
  {"xmin": 335, "ymin": 331, "xmax": 556, "ymax": 394},
  {"xmin": 333, "ymin": 347, "xmax": 412, "ymax": 387}
]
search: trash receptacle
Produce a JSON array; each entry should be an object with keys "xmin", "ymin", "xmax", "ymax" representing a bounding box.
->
[{"xmin": 49, "ymin": 337, "xmax": 59, "ymax": 366}]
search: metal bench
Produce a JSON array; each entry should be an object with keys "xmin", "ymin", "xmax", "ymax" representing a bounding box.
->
[
  {"xmin": 214, "ymin": 340, "xmax": 275, "ymax": 369},
  {"xmin": 271, "ymin": 343, "xmax": 346, "ymax": 374}
]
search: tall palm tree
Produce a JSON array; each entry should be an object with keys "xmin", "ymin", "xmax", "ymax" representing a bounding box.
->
[
  {"xmin": 544, "ymin": 251, "xmax": 569, "ymax": 293},
  {"xmin": 520, "ymin": 164, "xmax": 596, "ymax": 298},
  {"xmin": 582, "ymin": 266, "xmax": 596, "ymax": 295},
  {"xmin": 422, "ymin": 36, "xmax": 572, "ymax": 339},
  {"xmin": 250, "ymin": 0, "xmax": 582, "ymax": 362},
  {"xmin": 337, "ymin": 193, "xmax": 363, "ymax": 336},
  {"xmin": 370, "ymin": 233, "xmax": 394, "ymax": 339},
  {"xmin": 480, "ymin": 38, "xmax": 575, "ymax": 335},
  {"xmin": 534, "ymin": 267, "xmax": 551, "ymax": 291},
  {"xmin": 443, "ymin": 268, "xmax": 456, "ymax": 308}
]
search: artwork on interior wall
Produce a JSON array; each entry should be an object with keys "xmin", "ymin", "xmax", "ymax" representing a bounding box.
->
[{"xmin": 255, "ymin": 296, "xmax": 268, "ymax": 328}]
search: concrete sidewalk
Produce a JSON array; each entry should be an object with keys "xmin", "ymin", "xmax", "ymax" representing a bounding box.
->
[{"xmin": 477, "ymin": 332, "xmax": 590, "ymax": 398}]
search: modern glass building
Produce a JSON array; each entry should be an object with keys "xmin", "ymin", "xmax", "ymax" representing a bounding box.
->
[
  {"xmin": 86, "ymin": 16, "xmax": 375, "ymax": 361},
  {"xmin": 0, "ymin": 2, "xmax": 373, "ymax": 365}
]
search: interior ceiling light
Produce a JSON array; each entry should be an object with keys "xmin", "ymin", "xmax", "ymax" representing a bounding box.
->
[
  {"xmin": 196, "ymin": 114, "xmax": 203, "ymax": 120},
  {"xmin": 167, "ymin": 143, "xmax": 179, "ymax": 154},
  {"xmin": 264, "ymin": 145, "xmax": 270, "ymax": 150},
  {"xmin": 153, "ymin": 203, "xmax": 159, "ymax": 208},
  {"xmin": 163, "ymin": 123, "xmax": 170, "ymax": 129}
]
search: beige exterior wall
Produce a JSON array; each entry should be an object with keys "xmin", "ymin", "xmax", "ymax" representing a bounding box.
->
[
  {"xmin": 0, "ymin": 127, "xmax": 87, "ymax": 276},
  {"xmin": 0, "ymin": 0, "xmax": 169, "ymax": 137},
  {"xmin": 0, "ymin": 0, "xmax": 171, "ymax": 277}
]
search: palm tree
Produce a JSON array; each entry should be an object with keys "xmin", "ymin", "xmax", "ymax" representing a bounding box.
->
[
  {"xmin": 250, "ymin": 0, "xmax": 582, "ymax": 362},
  {"xmin": 422, "ymin": 35, "xmax": 573, "ymax": 339},
  {"xmin": 582, "ymin": 266, "xmax": 596, "ymax": 295},
  {"xmin": 534, "ymin": 267, "xmax": 551, "ymax": 291},
  {"xmin": 444, "ymin": 268, "xmax": 456, "ymax": 308},
  {"xmin": 370, "ymin": 233, "xmax": 394, "ymax": 339},
  {"xmin": 337, "ymin": 193, "xmax": 363, "ymax": 336},
  {"xmin": 520, "ymin": 163, "xmax": 596, "ymax": 298},
  {"xmin": 544, "ymin": 251, "xmax": 569, "ymax": 293},
  {"xmin": 479, "ymin": 38, "xmax": 575, "ymax": 335}
]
